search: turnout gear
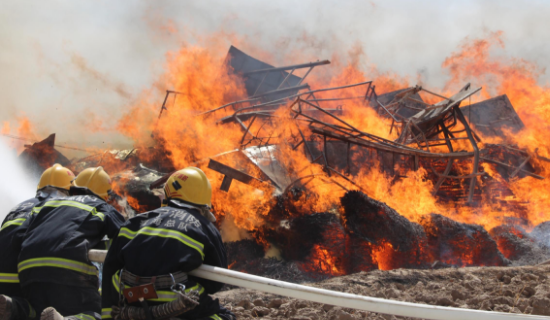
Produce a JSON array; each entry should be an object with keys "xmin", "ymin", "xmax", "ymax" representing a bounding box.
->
[
  {"xmin": 164, "ymin": 167, "xmax": 212, "ymax": 207},
  {"xmin": 0, "ymin": 197, "xmax": 39, "ymax": 320},
  {"xmin": 72, "ymin": 167, "xmax": 111, "ymax": 201},
  {"xmin": 14, "ymin": 192, "xmax": 125, "ymax": 320},
  {"xmin": 101, "ymin": 199, "xmax": 234, "ymax": 320},
  {"xmin": 0, "ymin": 173, "xmax": 70, "ymax": 320},
  {"xmin": 36, "ymin": 164, "xmax": 75, "ymax": 191}
]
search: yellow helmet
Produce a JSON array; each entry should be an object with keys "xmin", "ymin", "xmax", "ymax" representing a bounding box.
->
[
  {"xmin": 73, "ymin": 167, "xmax": 112, "ymax": 201},
  {"xmin": 37, "ymin": 163, "xmax": 75, "ymax": 191},
  {"xmin": 164, "ymin": 167, "xmax": 212, "ymax": 206}
]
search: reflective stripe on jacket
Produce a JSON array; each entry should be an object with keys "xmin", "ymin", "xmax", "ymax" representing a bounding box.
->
[
  {"xmin": 17, "ymin": 195, "xmax": 125, "ymax": 287},
  {"xmin": 101, "ymin": 200, "xmax": 228, "ymax": 319}
]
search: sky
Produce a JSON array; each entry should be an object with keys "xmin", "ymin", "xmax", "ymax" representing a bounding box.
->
[{"xmin": 1, "ymin": 0, "xmax": 550, "ymax": 157}]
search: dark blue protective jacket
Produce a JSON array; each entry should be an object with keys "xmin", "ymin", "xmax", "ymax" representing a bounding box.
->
[
  {"xmin": 16, "ymin": 195, "xmax": 125, "ymax": 289},
  {"xmin": 0, "ymin": 197, "xmax": 41, "ymax": 296},
  {"xmin": 101, "ymin": 200, "xmax": 228, "ymax": 320}
]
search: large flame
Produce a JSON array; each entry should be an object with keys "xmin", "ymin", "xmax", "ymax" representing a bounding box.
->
[
  {"xmin": 6, "ymin": 29, "xmax": 550, "ymax": 275},
  {"xmin": 110, "ymin": 31, "xmax": 550, "ymax": 239}
]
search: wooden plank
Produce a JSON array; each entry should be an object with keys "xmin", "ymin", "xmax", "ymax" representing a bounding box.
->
[{"xmin": 207, "ymin": 159, "xmax": 266, "ymax": 191}]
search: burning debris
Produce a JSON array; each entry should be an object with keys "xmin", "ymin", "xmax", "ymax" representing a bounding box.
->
[
  {"xmin": 12, "ymin": 45, "xmax": 550, "ymax": 281},
  {"xmin": 18, "ymin": 133, "xmax": 70, "ymax": 180}
]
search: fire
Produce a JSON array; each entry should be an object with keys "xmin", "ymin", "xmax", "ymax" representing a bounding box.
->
[
  {"xmin": 126, "ymin": 196, "xmax": 143, "ymax": 211},
  {"xmin": 1, "ymin": 117, "xmax": 40, "ymax": 153},
  {"xmin": 304, "ymin": 244, "xmax": 344, "ymax": 276},
  {"xmin": 440, "ymin": 31, "xmax": 550, "ymax": 229},
  {"xmin": 370, "ymin": 241, "xmax": 397, "ymax": 271},
  {"xmin": 7, "ymin": 28, "xmax": 550, "ymax": 273},
  {"xmin": 108, "ymin": 31, "xmax": 550, "ymax": 269}
]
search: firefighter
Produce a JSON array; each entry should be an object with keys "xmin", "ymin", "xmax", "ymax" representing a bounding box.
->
[
  {"xmin": 101, "ymin": 167, "xmax": 234, "ymax": 320},
  {"xmin": 0, "ymin": 164, "xmax": 74, "ymax": 320},
  {"xmin": 15, "ymin": 167, "xmax": 125, "ymax": 320}
]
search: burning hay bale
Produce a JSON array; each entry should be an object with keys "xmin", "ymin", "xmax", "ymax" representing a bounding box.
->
[
  {"xmin": 226, "ymin": 239, "xmax": 265, "ymax": 270},
  {"xmin": 264, "ymin": 213, "xmax": 348, "ymax": 278},
  {"xmin": 489, "ymin": 225, "xmax": 549, "ymax": 264},
  {"xmin": 420, "ymin": 213, "xmax": 508, "ymax": 267},
  {"xmin": 340, "ymin": 190, "xmax": 428, "ymax": 271}
]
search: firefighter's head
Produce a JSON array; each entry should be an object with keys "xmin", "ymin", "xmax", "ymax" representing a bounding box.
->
[
  {"xmin": 72, "ymin": 166, "xmax": 112, "ymax": 201},
  {"xmin": 164, "ymin": 167, "xmax": 212, "ymax": 207},
  {"xmin": 37, "ymin": 163, "xmax": 75, "ymax": 192}
]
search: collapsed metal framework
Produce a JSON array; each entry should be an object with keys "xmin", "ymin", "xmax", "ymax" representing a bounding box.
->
[
  {"xmin": 197, "ymin": 80, "xmax": 544, "ymax": 205},
  {"xmin": 150, "ymin": 47, "xmax": 543, "ymax": 204},
  {"xmin": 286, "ymin": 92, "xmax": 484, "ymax": 203}
]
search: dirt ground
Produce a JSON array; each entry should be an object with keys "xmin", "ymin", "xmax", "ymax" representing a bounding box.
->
[{"xmin": 212, "ymin": 264, "xmax": 550, "ymax": 319}]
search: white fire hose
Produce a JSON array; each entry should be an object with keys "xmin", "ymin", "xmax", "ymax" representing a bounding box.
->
[{"xmin": 88, "ymin": 250, "xmax": 546, "ymax": 320}]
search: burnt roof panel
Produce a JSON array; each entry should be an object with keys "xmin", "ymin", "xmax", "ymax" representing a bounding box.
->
[
  {"xmin": 226, "ymin": 46, "xmax": 304, "ymax": 99},
  {"xmin": 460, "ymin": 94, "xmax": 524, "ymax": 139}
]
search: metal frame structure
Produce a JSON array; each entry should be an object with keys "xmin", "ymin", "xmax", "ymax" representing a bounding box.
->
[{"xmin": 151, "ymin": 78, "xmax": 543, "ymax": 205}]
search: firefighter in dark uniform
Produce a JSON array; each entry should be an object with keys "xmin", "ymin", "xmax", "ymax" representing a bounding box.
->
[
  {"xmin": 15, "ymin": 167, "xmax": 125, "ymax": 320},
  {"xmin": 0, "ymin": 164, "xmax": 75, "ymax": 320},
  {"xmin": 101, "ymin": 167, "xmax": 234, "ymax": 320}
]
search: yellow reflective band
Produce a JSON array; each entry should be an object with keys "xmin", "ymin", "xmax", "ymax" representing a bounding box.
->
[
  {"xmin": 18, "ymin": 257, "xmax": 98, "ymax": 276},
  {"xmin": 185, "ymin": 283, "xmax": 205, "ymax": 295},
  {"xmin": 1, "ymin": 218, "xmax": 26, "ymax": 231},
  {"xmin": 101, "ymin": 308, "xmax": 112, "ymax": 319},
  {"xmin": 118, "ymin": 228, "xmax": 137, "ymax": 240},
  {"xmin": 118, "ymin": 227, "xmax": 204, "ymax": 259},
  {"xmin": 0, "ymin": 272, "xmax": 19, "ymax": 283},
  {"xmin": 33, "ymin": 200, "xmax": 105, "ymax": 221},
  {"xmin": 112, "ymin": 273, "xmax": 204, "ymax": 302},
  {"xmin": 74, "ymin": 314, "xmax": 95, "ymax": 320},
  {"xmin": 209, "ymin": 315, "xmax": 222, "ymax": 320},
  {"xmin": 31, "ymin": 206, "xmax": 42, "ymax": 215},
  {"xmin": 149, "ymin": 284, "xmax": 205, "ymax": 302}
]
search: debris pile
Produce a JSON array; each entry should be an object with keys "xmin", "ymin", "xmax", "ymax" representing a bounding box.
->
[{"xmin": 15, "ymin": 46, "xmax": 550, "ymax": 280}]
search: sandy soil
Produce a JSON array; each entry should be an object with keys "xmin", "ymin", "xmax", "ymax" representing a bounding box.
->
[{"xmin": 213, "ymin": 264, "xmax": 550, "ymax": 319}]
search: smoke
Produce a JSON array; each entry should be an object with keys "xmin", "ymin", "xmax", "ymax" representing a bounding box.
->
[{"xmin": 0, "ymin": 139, "xmax": 37, "ymax": 222}]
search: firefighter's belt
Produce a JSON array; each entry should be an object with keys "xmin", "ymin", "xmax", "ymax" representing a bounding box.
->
[{"xmin": 121, "ymin": 270, "xmax": 188, "ymax": 289}]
